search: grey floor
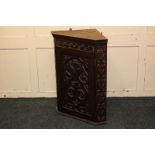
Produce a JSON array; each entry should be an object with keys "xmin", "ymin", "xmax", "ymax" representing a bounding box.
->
[{"xmin": 0, "ymin": 97, "xmax": 155, "ymax": 129}]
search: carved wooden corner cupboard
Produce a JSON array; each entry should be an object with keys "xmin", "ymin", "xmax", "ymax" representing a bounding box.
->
[{"xmin": 51, "ymin": 29, "xmax": 108, "ymax": 124}]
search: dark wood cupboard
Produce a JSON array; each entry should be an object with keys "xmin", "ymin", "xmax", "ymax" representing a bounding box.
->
[{"xmin": 51, "ymin": 29, "xmax": 108, "ymax": 124}]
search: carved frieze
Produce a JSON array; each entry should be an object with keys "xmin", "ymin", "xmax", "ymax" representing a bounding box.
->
[{"xmin": 55, "ymin": 39, "xmax": 94, "ymax": 52}]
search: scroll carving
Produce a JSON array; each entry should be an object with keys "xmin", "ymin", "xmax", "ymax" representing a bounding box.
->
[
  {"xmin": 62, "ymin": 55, "xmax": 90, "ymax": 115},
  {"xmin": 55, "ymin": 39, "xmax": 94, "ymax": 52},
  {"xmin": 95, "ymin": 46, "xmax": 107, "ymax": 121}
]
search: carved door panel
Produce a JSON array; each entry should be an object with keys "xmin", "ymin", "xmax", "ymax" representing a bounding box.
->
[{"xmin": 55, "ymin": 47, "xmax": 94, "ymax": 120}]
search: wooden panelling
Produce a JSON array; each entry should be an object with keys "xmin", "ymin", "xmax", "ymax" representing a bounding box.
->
[
  {"xmin": 144, "ymin": 46, "xmax": 155, "ymax": 91},
  {"xmin": 107, "ymin": 46, "xmax": 139, "ymax": 91},
  {"xmin": 0, "ymin": 49, "xmax": 31, "ymax": 93},
  {"xmin": 36, "ymin": 49, "xmax": 56, "ymax": 93},
  {"xmin": 0, "ymin": 26, "xmax": 155, "ymax": 97}
]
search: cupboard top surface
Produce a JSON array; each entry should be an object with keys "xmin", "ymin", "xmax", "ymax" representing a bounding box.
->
[{"xmin": 51, "ymin": 29, "xmax": 107, "ymax": 41}]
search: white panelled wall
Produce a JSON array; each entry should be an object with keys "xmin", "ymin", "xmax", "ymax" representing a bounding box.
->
[{"xmin": 0, "ymin": 26, "xmax": 155, "ymax": 98}]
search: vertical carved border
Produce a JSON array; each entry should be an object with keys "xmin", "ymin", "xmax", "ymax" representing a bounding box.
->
[{"xmin": 95, "ymin": 45, "xmax": 107, "ymax": 122}]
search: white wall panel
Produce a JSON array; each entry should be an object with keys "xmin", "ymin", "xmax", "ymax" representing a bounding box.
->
[
  {"xmin": 147, "ymin": 27, "xmax": 155, "ymax": 34},
  {"xmin": 107, "ymin": 47, "xmax": 139, "ymax": 91},
  {"xmin": 0, "ymin": 26, "xmax": 34, "ymax": 37},
  {"xmin": 0, "ymin": 26, "xmax": 155, "ymax": 97},
  {"xmin": 144, "ymin": 46, "xmax": 155, "ymax": 91},
  {"xmin": 36, "ymin": 49, "xmax": 56, "ymax": 93},
  {"xmin": 144, "ymin": 29, "xmax": 155, "ymax": 93},
  {"xmin": 0, "ymin": 49, "xmax": 31, "ymax": 93}
]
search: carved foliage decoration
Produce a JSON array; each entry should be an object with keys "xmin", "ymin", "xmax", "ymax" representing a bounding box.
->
[
  {"xmin": 55, "ymin": 39, "xmax": 94, "ymax": 52},
  {"xmin": 95, "ymin": 46, "xmax": 107, "ymax": 121},
  {"xmin": 62, "ymin": 54, "xmax": 90, "ymax": 115}
]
